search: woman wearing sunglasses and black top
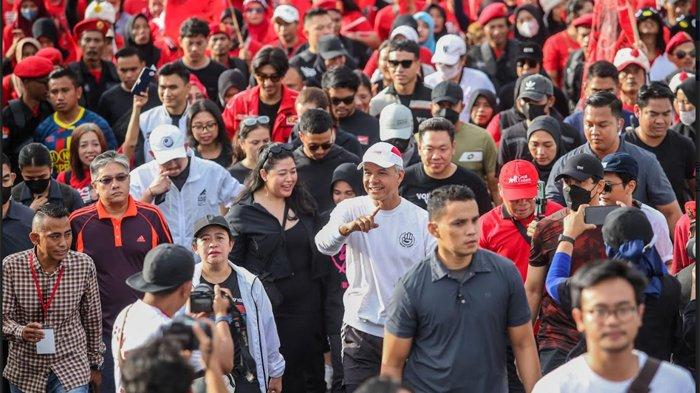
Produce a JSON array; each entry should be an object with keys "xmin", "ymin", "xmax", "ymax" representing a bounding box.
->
[{"xmin": 226, "ymin": 142, "xmax": 330, "ymax": 393}]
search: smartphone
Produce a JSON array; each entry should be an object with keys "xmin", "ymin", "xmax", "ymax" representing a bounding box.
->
[
  {"xmin": 131, "ymin": 65, "xmax": 156, "ymax": 95},
  {"xmin": 584, "ymin": 205, "xmax": 620, "ymax": 226}
]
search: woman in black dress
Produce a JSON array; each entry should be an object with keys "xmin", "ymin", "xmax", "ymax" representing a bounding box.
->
[{"xmin": 226, "ymin": 143, "xmax": 328, "ymax": 393}]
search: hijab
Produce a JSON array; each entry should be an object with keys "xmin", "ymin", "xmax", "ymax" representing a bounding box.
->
[
  {"xmin": 513, "ymin": 5, "xmax": 546, "ymax": 47},
  {"xmin": 526, "ymin": 116, "xmax": 566, "ymax": 183},
  {"xmin": 124, "ymin": 13, "xmax": 161, "ymax": 67},
  {"xmin": 413, "ymin": 12, "xmax": 436, "ymax": 53}
]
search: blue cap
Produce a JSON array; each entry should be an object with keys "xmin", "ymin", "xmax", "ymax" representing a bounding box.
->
[{"xmin": 601, "ymin": 152, "xmax": 638, "ymax": 180}]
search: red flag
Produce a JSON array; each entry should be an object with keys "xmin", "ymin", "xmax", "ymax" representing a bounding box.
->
[{"xmin": 163, "ymin": 0, "xmax": 228, "ymax": 41}]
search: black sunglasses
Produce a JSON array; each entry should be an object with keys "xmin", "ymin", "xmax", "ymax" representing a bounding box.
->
[
  {"xmin": 95, "ymin": 173, "xmax": 129, "ymax": 185},
  {"xmin": 674, "ymin": 49, "xmax": 696, "ymax": 59},
  {"xmin": 307, "ymin": 142, "xmax": 333, "ymax": 152},
  {"xmin": 330, "ymin": 95, "xmax": 355, "ymax": 106},
  {"xmin": 256, "ymin": 72, "xmax": 282, "ymax": 82},
  {"xmin": 517, "ymin": 58, "xmax": 539, "ymax": 68},
  {"xmin": 387, "ymin": 59, "xmax": 415, "ymax": 69},
  {"xmin": 260, "ymin": 143, "xmax": 294, "ymax": 164}
]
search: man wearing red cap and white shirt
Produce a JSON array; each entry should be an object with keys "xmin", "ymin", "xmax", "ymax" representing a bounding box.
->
[
  {"xmin": 315, "ymin": 141, "xmax": 435, "ymax": 392},
  {"xmin": 613, "ymin": 47, "xmax": 650, "ymax": 113},
  {"xmin": 424, "ymin": 34, "xmax": 495, "ymax": 123},
  {"xmin": 270, "ymin": 4, "xmax": 306, "ymax": 57},
  {"xmin": 466, "ymin": 2, "xmax": 521, "ymax": 90}
]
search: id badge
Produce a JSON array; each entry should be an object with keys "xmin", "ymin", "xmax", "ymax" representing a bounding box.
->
[{"xmin": 36, "ymin": 327, "xmax": 56, "ymax": 354}]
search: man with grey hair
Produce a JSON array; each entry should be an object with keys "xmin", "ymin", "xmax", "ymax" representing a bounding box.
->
[{"xmin": 69, "ymin": 150, "xmax": 173, "ymax": 393}]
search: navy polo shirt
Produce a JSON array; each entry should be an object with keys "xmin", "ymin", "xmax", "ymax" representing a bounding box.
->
[
  {"xmin": 2, "ymin": 201, "xmax": 34, "ymax": 259},
  {"xmin": 386, "ymin": 248, "xmax": 531, "ymax": 393}
]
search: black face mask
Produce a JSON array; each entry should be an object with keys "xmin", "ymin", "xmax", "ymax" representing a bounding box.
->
[
  {"xmin": 386, "ymin": 138, "xmax": 410, "ymax": 153},
  {"xmin": 1, "ymin": 186, "xmax": 11, "ymax": 204},
  {"xmin": 523, "ymin": 102, "xmax": 547, "ymax": 121},
  {"xmin": 25, "ymin": 178, "xmax": 50, "ymax": 195},
  {"xmin": 563, "ymin": 184, "xmax": 592, "ymax": 211},
  {"xmin": 686, "ymin": 237, "xmax": 696, "ymax": 260},
  {"xmin": 437, "ymin": 108, "xmax": 460, "ymax": 125}
]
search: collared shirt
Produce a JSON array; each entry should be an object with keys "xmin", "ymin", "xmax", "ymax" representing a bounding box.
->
[
  {"xmin": 12, "ymin": 179, "xmax": 85, "ymax": 214},
  {"xmin": 369, "ymin": 82, "xmax": 433, "ymax": 128},
  {"xmin": 452, "ymin": 122, "xmax": 498, "ymax": 178},
  {"xmin": 69, "ymin": 196, "xmax": 172, "ymax": 333},
  {"xmin": 2, "ymin": 200, "xmax": 34, "ymax": 259},
  {"xmin": 385, "ymin": 248, "xmax": 531, "ymax": 392},
  {"xmin": 2, "ymin": 248, "xmax": 104, "ymax": 393}
]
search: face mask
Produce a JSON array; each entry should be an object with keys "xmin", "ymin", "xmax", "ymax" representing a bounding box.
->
[
  {"xmin": 25, "ymin": 178, "xmax": 50, "ymax": 195},
  {"xmin": 436, "ymin": 63, "xmax": 462, "ymax": 80},
  {"xmin": 679, "ymin": 110, "xmax": 696, "ymax": 126},
  {"xmin": 686, "ymin": 237, "xmax": 696, "ymax": 260},
  {"xmin": 20, "ymin": 8, "xmax": 37, "ymax": 20},
  {"xmin": 517, "ymin": 21, "xmax": 539, "ymax": 38},
  {"xmin": 387, "ymin": 138, "xmax": 410, "ymax": 153},
  {"xmin": 523, "ymin": 102, "xmax": 547, "ymax": 121},
  {"xmin": 437, "ymin": 108, "xmax": 460, "ymax": 124},
  {"xmin": 563, "ymin": 184, "xmax": 592, "ymax": 211},
  {"xmin": 1, "ymin": 186, "xmax": 11, "ymax": 204}
]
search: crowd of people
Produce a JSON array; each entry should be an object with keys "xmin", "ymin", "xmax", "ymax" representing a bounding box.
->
[{"xmin": 0, "ymin": 0, "xmax": 697, "ymax": 392}]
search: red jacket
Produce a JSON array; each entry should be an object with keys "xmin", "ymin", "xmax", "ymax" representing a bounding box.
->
[{"xmin": 222, "ymin": 85, "xmax": 299, "ymax": 142}]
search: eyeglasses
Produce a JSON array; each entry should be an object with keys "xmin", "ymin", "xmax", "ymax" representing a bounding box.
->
[
  {"xmin": 260, "ymin": 143, "xmax": 294, "ymax": 165},
  {"xmin": 307, "ymin": 142, "xmax": 333, "ymax": 151},
  {"xmin": 602, "ymin": 181, "xmax": 624, "ymax": 193},
  {"xmin": 245, "ymin": 7, "xmax": 265, "ymax": 14},
  {"xmin": 330, "ymin": 95, "xmax": 355, "ymax": 106},
  {"xmin": 242, "ymin": 116, "xmax": 270, "ymax": 127},
  {"xmin": 95, "ymin": 173, "xmax": 129, "ymax": 185},
  {"xmin": 674, "ymin": 49, "xmax": 696, "ymax": 59},
  {"xmin": 584, "ymin": 305, "xmax": 637, "ymax": 322},
  {"xmin": 255, "ymin": 72, "xmax": 282, "ymax": 82},
  {"xmin": 191, "ymin": 122, "xmax": 218, "ymax": 132},
  {"xmin": 387, "ymin": 59, "xmax": 415, "ymax": 69}
]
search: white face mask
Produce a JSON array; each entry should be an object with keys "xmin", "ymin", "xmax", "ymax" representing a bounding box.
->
[
  {"xmin": 436, "ymin": 63, "xmax": 462, "ymax": 80},
  {"xmin": 680, "ymin": 109, "xmax": 696, "ymax": 126},
  {"xmin": 517, "ymin": 20, "xmax": 539, "ymax": 38}
]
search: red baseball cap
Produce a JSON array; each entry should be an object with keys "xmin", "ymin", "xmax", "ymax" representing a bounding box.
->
[
  {"xmin": 498, "ymin": 159, "xmax": 539, "ymax": 200},
  {"xmin": 478, "ymin": 3, "xmax": 508, "ymax": 27},
  {"xmin": 666, "ymin": 32, "xmax": 692, "ymax": 55},
  {"xmin": 209, "ymin": 23, "xmax": 233, "ymax": 38}
]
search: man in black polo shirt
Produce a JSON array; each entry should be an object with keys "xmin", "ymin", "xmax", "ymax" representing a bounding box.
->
[
  {"xmin": 382, "ymin": 185, "xmax": 540, "ymax": 392},
  {"xmin": 175, "ymin": 18, "xmax": 228, "ymax": 101},
  {"xmin": 1, "ymin": 153, "xmax": 33, "ymax": 259},
  {"xmin": 369, "ymin": 39, "xmax": 432, "ymax": 129}
]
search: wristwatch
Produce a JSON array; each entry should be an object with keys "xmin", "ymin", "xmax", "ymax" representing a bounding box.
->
[{"xmin": 558, "ymin": 234, "xmax": 576, "ymax": 244}]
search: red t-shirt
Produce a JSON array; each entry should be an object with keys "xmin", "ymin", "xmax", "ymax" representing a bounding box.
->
[
  {"xmin": 57, "ymin": 168, "xmax": 93, "ymax": 203},
  {"xmin": 671, "ymin": 213, "xmax": 692, "ymax": 274},
  {"xmin": 542, "ymin": 30, "xmax": 579, "ymax": 86}
]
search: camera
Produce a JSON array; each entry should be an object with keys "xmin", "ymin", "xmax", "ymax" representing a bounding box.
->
[
  {"xmin": 161, "ymin": 315, "xmax": 212, "ymax": 351},
  {"xmin": 190, "ymin": 283, "xmax": 214, "ymax": 314}
]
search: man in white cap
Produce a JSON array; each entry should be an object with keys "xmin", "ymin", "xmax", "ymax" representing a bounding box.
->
[
  {"xmin": 315, "ymin": 141, "xmax": 436, "ymax": 393},
  {"xmin": 271, "ymin": 4, "xmax": 305, "ymax": 57},
  {"xmin": 129, "ymin": 124, "xmax": 244, "ymax": 248},
  {"xmin": 424, "ymin": 34, "xmax": 496, "ymax": 123},
  {"xmin": 613, "ymin": 47, "xmax": 650, "ymax": 113}
]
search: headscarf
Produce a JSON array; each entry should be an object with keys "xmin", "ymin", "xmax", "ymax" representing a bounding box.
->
[
  {"xmin": 11, "ymin": 0, "xmax": 49, "ymax": 37},
  {"xmin": 526, "ymin": 115, "xmax": 566, "ymax": 182},
  {"xmin": 124, "ymin": 13, "xmax": 161, "ymax": 67},
  {"xmin": 243, "ymin": 0, "xmax": 271, "ymax": 44},
  {"xmin": 14, "ymin": 36, "xmax": 40, "ymax": 61},
  {"xmin": 413, "ymin": 11, "xmax": 436, "ymax": 53},
  {"xmin": 513, "ymin": 5, "xmax": 546, "ymax": 47},
  {"xmin": 465, "ymin": 89, "xmax": 498, "ymax": 125}
]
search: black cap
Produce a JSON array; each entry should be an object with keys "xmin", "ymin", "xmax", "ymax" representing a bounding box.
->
[
  {"xmin": 126, "ymin": 244, "xmax": 195, "ymax": 293},
  {"xmin": 516, "ymin": 42, "xmax": 543, "ymax": 62},
  {"xmin": 602, "ymin": 152, "xmax": 638, "ymax": 180},
  {"xmin": 527, "ymin": 115, "xmax": 560, "ymax": 140},
  {"xmin": 318, "ymin": 36, "xmax": 349, "ymax": 60},
  {"xmin": 602, "ymin": 207, "xmax": 654, "ymax": 248},
  {"xmin": 431, "ymin": 80, "xmax": 463, "ymax": 104},
  {"xmin": 193, "ymin": 214, "xmax": 233, "ymax": 239},
  {"xmin": 555, "ymin": 153, "xmax": 604, "ymax": 182},
  {"xmin": 518, "ymin": 74, "xmax": 554, "ymax": 101}
]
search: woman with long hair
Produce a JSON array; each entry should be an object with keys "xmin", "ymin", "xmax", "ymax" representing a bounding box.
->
[
  {"xmin": 226, "ymin": 142, "xmax": 328, "ymax": 393},
  {"xmin": 229, "ymin": 116, "xmax": 271, "ymax": 183},
  {"xmin": 56, "ymin": 123, "xmax": 108, "ymax": 204},
  {"xmin": 186, "ymin": 99, "xmax": 233, "ymax": 168}
]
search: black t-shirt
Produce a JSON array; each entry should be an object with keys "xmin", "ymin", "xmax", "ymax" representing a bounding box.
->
[
  {"xmin": 339, "ymin": 109, "xmax": 380, "ymax": 149},
  {"xmin": 229, "ymin": 162, "xmax": 252, "ymax": 184},
  {"xmin": 258, "ymin": 99, "xmax": 281, "ymax": 129},
  {"xmin": 97, "ymin": 83, "xmax": 160, "ymax": 145},
  {"xmin": 177, "ymin": 59, "xmax": 228, "ymax": 102},
  {"xmin": 624, "ymin": 129, "xmax": 695, "ymax": 207},
  {"xmin": 399, "ymin": 163, "xmax": 492, "ymax": 214},
  {"xmin": 1, "ymin": 99, "xmax": 53, "ymax": 176}
]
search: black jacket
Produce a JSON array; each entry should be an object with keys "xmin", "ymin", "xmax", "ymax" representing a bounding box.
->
[
  {"xmin": 226, "ymin": 194, "xmax": 329, "ymax": 281},
  {"xmin": 467, "ymin": 40, "xmax": 522, "ymax": 91},
  {"xmin": 67, "ymin": 60, "xmax": 120, "ymax": 112}
]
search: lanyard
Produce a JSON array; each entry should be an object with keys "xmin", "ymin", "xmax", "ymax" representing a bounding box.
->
[{"xmin": 28, "ymin": 253, "xmax": 65, "ymax": 322}]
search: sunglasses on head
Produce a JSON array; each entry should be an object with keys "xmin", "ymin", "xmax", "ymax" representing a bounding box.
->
[
  {"xmin": 387, "ymin": 59, "xmax": 415, "ymax": 69},
  {"xmin": 330, "ymin": 95, "xmax": 355, "ymax": 106},
  {"xmin": 260, "ymin": 143, "xmax": 294, "ymax": 164},
  {"xmin": 242, "ymin": 116, "xmax": 270, "ymax": 127},
  {"xmin": 674, "ymin": 49, "xmax": 696, "ymax": 59},
  {"xmin": 256, "ymin": 72, "xmax": 281, "ymax": 82},
  {"xmin": 307, "ymin": 142, "xmax": 333, "ymax": 151}
]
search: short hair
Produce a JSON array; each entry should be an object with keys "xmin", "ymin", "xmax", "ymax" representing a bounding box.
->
[
  {"xmin": 70, "ymin": 123, "xmax": 108, "ymax": 180},
  {"xmin": 158, "ymin": 62, "xmax": 190, "ymax": 85},
  {"xmin": 32, "ymin": 204, "xmax": 70, "ymax": 231},
  {"xmin": 418, "ymin": 117, "xmax": 456, "ymax": 142},
  {"xmin": 321, "ymin": 66, "xmax": 360, "ymax": 91},
  {"xmin": 569, "ymin": 259, "xmax": 648, "ymax": 309},
  {"xmin": 179, "ymin": 17, "xmax": 210, "ymax": 38},
  {"xmin": 1, "ymin": 152, "xmax": 10, "ymax": 169},
  {"xmin": 304, "ymin": 8, "xmax": 328, "ymax": 25},
  {"xmin": 251, "ymin": 46, "xmax": 289, "ymax": 78},
  {"xmin": 18, "ymin": 143, "xmax": 52, "ymax": 169},
  {"xmin": 115, "ymin": 46, "xmax": 144, "ymax": 62},
  {"xmin": 607, "ymin": 171, "xmax": 636, "ymax": 186},
  {"xmin": 587, "ymin": 60, "xmax": 618, "ymax": 81},
  {"xmin": 120, "ymin": 337, "xmax": 195, "ymax": 393},
  {"xmin": 297, "ymin": 86, "xmax": 330, "ymax": 109},
  {"xmin": 388, "ymin": 38, "xmax": 420, "ymax": 59},
  {"xmin": 585, "ymin": 91, "xmax": 623, "ymax": 119},
  {"xmin": 636, "ymin": 81, "xmax": 675, "ymax": 108},
  {"xmin": 90, "ymin": 150, "xmax": 131, "ymax": 179},
  {"xmin": 48, "ymin": 67, "xmax": 80, "ymax": 87},
  {"xmin": 426, "ymin": 185, "xmax": 476, "ymax": 220},
  {"xmin": 299, "ymin": 108, "xmax": 334, "ymax": 134}
]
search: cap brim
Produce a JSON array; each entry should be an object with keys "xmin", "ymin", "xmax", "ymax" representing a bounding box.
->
[
  {"xmin": 519, "ymin": 91, "xmax": 547, "ymax": 101},
  {"xmin": 432, "ymin": 95, "xmax": 460, "ymax": 105},
  {"xmin": 320, "ymin": 50, "xmax": 348, "ymax": 60},
  {"xmin": 194, "ymin": 223, "xmax": 233, "ymax": 239},
  {"xmin": 555, "ymin": 169, "xmax": 591, "ymax": 182},
  {"xmin": 125, "ymin": 272, "xmax": 176, "ymax": 293},
  {"xmin": 357, "ymin": 159, "xmax": 401, "ymax": 170},
  {"xmin": 153, "ymin": 147, "xmax": 187, "ymax": 165},
  {"xmin": 380, "ymin": 127, "xmax": 412, "ymax": 141},
  {"xmin": 274, "ymin": 15, "xmax": 297, "ymax": 23},
  {"xmin": 432, "ymin": 52, "xmax": 461, "ymax": 65},
  {"xmin": 501, "ymin": 186, "xmax": 538, "ymax": 201},
  {"xmin": 616, "ymin": 60, "xmax": 649, "ymax": 72}
]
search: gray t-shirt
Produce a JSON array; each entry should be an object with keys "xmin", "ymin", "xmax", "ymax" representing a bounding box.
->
[{"xmin": 385, "ymin": 248, "xmax": 531, "ymax": 393}]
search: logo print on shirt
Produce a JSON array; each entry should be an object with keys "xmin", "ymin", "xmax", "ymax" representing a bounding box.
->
[
  {"xmin": 399, "ymin": 232, "xmax": 415, "ymax": 248},
  {"xmin": 197, "ymin": 189, "xmax": 207, "ymax": 206},
  {"xmin": 136, "ymin": 235, "xmax": 146, "ymax": 243}
]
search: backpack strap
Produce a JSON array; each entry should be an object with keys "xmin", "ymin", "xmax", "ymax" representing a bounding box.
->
[{"xmin": 627, "ymin": 356, "xmax": 662, "ymax": 393}]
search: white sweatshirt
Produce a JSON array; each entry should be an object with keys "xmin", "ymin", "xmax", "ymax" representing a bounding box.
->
[{"xmin": 315, "ymin": 196, "xmax": 436, "ymax": 337}]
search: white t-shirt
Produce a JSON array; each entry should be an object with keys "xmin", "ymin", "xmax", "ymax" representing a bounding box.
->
[
  {"xmin": 315, "ymin": 196, "xmax": 436, "ymax": 337},
  {"xmin": 639, "ymin": 202, "xmax": 673, "ymax": 263},
  {"xmin": 533, "ymin": 351, "xmax": 695, "ymax": 393}
]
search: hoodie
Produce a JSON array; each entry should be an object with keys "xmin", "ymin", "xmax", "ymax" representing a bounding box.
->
[
  {"xmin": 293, "ymin": 144, "xmax": 360, "ymax": 213},
  {"xmin": 330, "ymin": 162, "xmax": 366, "ymax": 200},
  {"xmin": 513, "ymin": 5, "xmax": 547, "ymax": 47},
  {"xmin": 465, "ymin": 89, "xmax": 498, "ymax": 127}
]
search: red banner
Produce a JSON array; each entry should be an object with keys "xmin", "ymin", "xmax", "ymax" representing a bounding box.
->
[{"xmin": 163, "ymin": 0, "xmax": 228, "ymax": 41}]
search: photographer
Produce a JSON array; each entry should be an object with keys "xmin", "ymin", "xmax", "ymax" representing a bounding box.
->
[{"xmin": 191, "ymin": 215, "xmax": 285, "ymax": 393}]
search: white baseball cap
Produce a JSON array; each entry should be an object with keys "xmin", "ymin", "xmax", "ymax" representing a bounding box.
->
[
  {"xmin": 149, "ymin": 124, "xmax": 187, "ymax": 164},
  {"xmin": 379, "ymin": 103, "xmax": 413, "ymax": 141},
  {"xmin": 390, "ymin": 25, "xmax": 419, "ymax": 43},
  {"xmin": 358, "ymin": 142, "xmax": 404, "ymax": 170},
  {"xmin": 668, "ymin": 71, "xmax": 694, "ymax": 93},
  {"xmin": 432, "ymin": 34, "xmax": 467, "ymax": 65},
  {"xmin": 613, "ymin": 47, "xmax": 650, "ymax": 73},
  {"xmin": 273, "ymin": 5, "xmax": 299, "ymax": 23},
  {"xmin": 85, "ymin": 1, "xmax": 116, "ymax": 24}
]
